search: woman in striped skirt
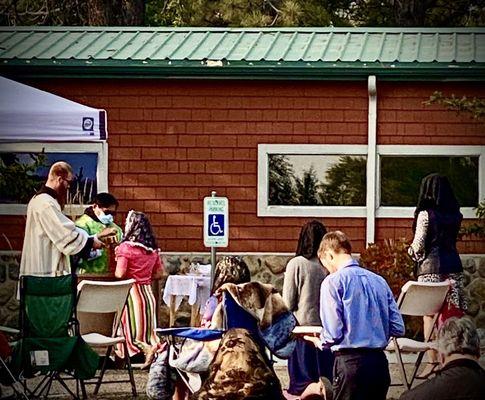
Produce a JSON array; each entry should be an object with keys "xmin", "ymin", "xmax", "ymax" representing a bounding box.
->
[{"xmin": 115, "ymin": 210, "xmax": 162, "ymax": 367}]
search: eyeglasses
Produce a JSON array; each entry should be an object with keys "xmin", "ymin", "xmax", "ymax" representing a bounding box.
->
[
  {"xmin": 103, "ymin": 209, "xmax": 116, "ymax": 216},
  {"xmin": 62, "ymin": 177, "xmax": 75, "ymax": 186}
]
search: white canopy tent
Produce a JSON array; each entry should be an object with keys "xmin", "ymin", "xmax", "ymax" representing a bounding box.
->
[{"xmin": 0, "ymin": 76, "xmax": 107, "ymax": 141}]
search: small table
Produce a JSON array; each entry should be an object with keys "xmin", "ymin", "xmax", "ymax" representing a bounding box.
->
[{"xmin": 162, "ymin": 275, "xmax": 211, "ymax": 326}]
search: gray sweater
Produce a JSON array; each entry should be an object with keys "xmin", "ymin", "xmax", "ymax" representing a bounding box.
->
[{"xmin": 282, "ymin": 255, "xmax": 328, "ymax": 326}]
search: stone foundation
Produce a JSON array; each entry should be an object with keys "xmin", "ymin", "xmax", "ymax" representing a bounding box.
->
[{"xmin": 1, "ymin": 251, "xmax": 484, "ymax": 337}]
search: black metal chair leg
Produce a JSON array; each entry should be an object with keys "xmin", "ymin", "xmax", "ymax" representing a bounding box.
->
[
  {"xmin": 94, "ymin": 346, "xmax": 112, "ymax": 395},
  {"xmin": 123, "ymin": 341, "xmax": 137, "ymax": 397}
]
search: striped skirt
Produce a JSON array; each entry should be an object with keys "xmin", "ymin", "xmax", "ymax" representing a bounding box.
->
[{"xmin": 116, "ymin": 282, "xmax": 160, "ymax": 358}]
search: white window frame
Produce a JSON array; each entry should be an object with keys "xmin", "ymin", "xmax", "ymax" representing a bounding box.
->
[
  {"xmin": 0, "ymin": 141, "xmax": 108, "ymax": 215},
  {"xmin": 258, "ymin": 144, "xmax": 368, "ymax": 217},
  {"xmin": 376, "ymin": 145, "xmax": 485, "ymax": 219}
]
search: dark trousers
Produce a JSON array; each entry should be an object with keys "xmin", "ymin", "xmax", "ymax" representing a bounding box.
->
[
  {"xmin": 288, "ymin": 338, "xmax": 334, "ymax": 395},
  {"xmin": 333, "ymin": 349, "xmax": 390, "ymax": 400}
]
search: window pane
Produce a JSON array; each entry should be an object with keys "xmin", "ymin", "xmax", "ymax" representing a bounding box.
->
[
  {"xmin": 380, "ymin": 156, "xmax": 479, "ymax": 207},
  {"xmin": 0, "ymin": 152, "xmax": 98, "ymax": 204},
  {"xmin": 268, "ymin": 154, "xmax": 367, "ymax": 206}
]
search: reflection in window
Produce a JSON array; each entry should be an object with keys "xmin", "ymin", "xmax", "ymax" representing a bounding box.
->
[
  {"xmin": 0, "ymin": 152, "xmax": 98, "ymax": 205},
  {"xmin": 380, "ymin": 156, "xmax": 479, "ymax": 207},
  {"xmin": 268, "ymin": 154, "xmax": 367, "ymax": 206}
]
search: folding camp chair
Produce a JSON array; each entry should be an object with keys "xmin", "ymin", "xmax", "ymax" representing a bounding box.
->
[
  {"xmin": 157, "ymin": 285, "xmax": 295, "ymax": 395},
  {"xmin": 11, "ymin": 275, "xmax": 99, "ymax": 399},
  {"xmin": 76, "ymin": 279, "xmax": 137, "ymax": 396},
  {"xmin": 386, "ymin": 280, "xmax": 449, "ymax": 389},
  {"xmin": 0, "ymin": 326, "xmax": 29, "ymax": 400}
]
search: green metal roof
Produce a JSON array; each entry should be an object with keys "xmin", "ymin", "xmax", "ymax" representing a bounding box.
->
[{"xmin": 1, "ymin": 27, "xmax": 484, "ymax": 80}]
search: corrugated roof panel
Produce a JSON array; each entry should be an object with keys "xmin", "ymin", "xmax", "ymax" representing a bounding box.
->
[
  {"xmin": 0, "ymin": 31, "xmax": 36, "ymax": 58},
  {"xmin": 436, "ymin": 34, "xmax": 456, "ymax": 62},
  {"xmin": 109, "ymin": 32, "xmax": 151, "ymax": 59},
  {"xmin": 416, "ymin": 34, "xmax": 437, "ymax": 62},
  {"xmin": 360, "ymin": 33, "xmax": 384, "ymax": 62},
  {"xmin": 303, "ymin": 32, "xmax": 332, "ymax": 62},
  {"xmin": 284, "ymin": 32, "xmax": 313, "ymax": 61},
  {"xmin": 322, "ymin": 33, "xmax": 349, "ymax": 61},
  {"xmin": 227, "ymin": 32, "xmax": 260, "ymax": 60},
  {"xmin": 189, "ymin": 31, "xmax": 226, "ymax": 60},
  {"xmin": 476, "ymin": 33, "xmax": 485, "ymax": 60},
  {"xmin": 244, "ymin": 32, "xmax": 275, "ymax": 61},
  {"xmin": 70, "ymin": 32, "xmax": 112, "ymax": 59},
  {"xmin": 378, "ymin": 33, "xmax": 401, "ymax": 62},
  {"xmin": 148, "ymin": 32, "xmax": 185, "ymax": 59},
  {"xmin": 399, "ymin": 33, "xmax": 420, "ymax": 62},
  {"xmin": 31, "ymin": 31, "xmax": 76, "ymax": 58},
  {"xmin": 171, "ymin": 31, "xmax": 206, "ymax": 59},
  {"xmin": 456, "ymin": 34, "xmax": 473, "ymax": 62},
  {"xmin": 207, "ymin": 32, "xmax": 242, "ymax": 60},
  {"xmin": 0, "ymin": 28, "xmax": 484, "ymax": 80},
  {"xmin": 341, "ymin": 33, "xmax": 365, "ymax": 61},
  {"xmin": 258, "ymin": 32, "xmax": 281, "ymax": 61}
]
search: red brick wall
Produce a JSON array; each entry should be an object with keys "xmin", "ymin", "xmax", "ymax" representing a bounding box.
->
[{"xmin": 1, "ymin": 79, "xmax": 483, "ymax": 254}]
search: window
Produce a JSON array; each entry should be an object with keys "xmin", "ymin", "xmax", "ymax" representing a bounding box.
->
[
  {"xmin": 377, "ymin": 146, "xmax": 484, "ymax": 219},
  {"xmin": 0, "ymin": 142, "xmax": 108, "ymax": 215},
  {"xmin": 259, "ymin": 144, "xmax": 484, "ymax": 220},
  {"xmin": 258, "ymin": 144, "xmax": 368, "ymax": 217}
]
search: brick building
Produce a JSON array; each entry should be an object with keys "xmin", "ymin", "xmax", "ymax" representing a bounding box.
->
[{"xmin": 0, "ymin": 27, "xmax": 484, "ymax": 256}]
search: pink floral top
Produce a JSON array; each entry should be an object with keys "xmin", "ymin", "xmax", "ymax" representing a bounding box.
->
[{"xmin": 115, "ymin": 242, "xmax": 162, "ymax": 285}]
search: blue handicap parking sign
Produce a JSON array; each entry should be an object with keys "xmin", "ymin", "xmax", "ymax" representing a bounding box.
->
[{"xmin": 208, "ymin": 214, "xmax": 224, "ymax": 237}]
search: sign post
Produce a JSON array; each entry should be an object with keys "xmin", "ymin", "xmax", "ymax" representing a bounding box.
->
[{"xmin": 204, "ymin": 191, "xmax": 229, "ymax": 291}]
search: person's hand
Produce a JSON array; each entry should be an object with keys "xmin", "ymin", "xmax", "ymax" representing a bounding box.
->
[
  {"xmin": 303, "ymin": 334, "xmax": 322, "ymax": 349},
  {"xmin": 92, "ymin": 236, "xmax": 105, "ymax": 249}
]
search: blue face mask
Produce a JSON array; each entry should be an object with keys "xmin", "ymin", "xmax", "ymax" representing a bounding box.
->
[{"xmin": 98, "ymin": 212, "xmax": 114, "ymax": 225}]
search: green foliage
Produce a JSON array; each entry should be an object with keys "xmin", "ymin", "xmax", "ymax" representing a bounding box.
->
[
  {"xmin": 146, "ymin": 0, "xmax": 341, "ymax": 27},
  {"xmin": 319, "ymin": 156, "xmax": 366, "ymax": 206},
  {"xmin": 426, "ymin": 91, "xmax": 485, "ymax": 120},
  {"xmin": 348, "ymin": 0, "xmax": 485, "ymax": 27},
  {"xmin": 360, "ymin": 238, "xmax": 414, "ymax": 296},
  {"xmin": 0, "ymin": 152, "xmax": 47, "ymax": 203},
  {"xmin": 1, "ymin": 0, "xmax": 144, "ymax": 26},
  {"xmin": 268, "ymin": 155, "xmax": 298, "ymax": 205},
  {"xmin": 295, "ymin": 166, "xmax": 319, "ymax": 205},
  {"xmin": 459, "ymin": 199, "xmax": 485, "ymax": 239},
  {"xmin": 381, "ymin": 156, "xmax": 479, "ymax": 207},
  {"xmin": 2, "ymin": 0, "xmax": 484, "ymax": 26},
  {"xmin": 360, "ymin": 238, "xmax": 422, "ymax": 339},
  {"xmin": 268, "ymin": 155, "xmax": 367, "ymax": 206}
]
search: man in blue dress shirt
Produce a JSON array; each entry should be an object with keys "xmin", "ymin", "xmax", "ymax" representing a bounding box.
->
[{"xmin": 305, "ymin": 231, "xmax": 405, "ymax": 400}]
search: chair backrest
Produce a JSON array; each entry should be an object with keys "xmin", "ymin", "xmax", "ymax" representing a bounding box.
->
[
  {"xmin": 76, "ymin": 279, "xmax": 134, "ymax": 336},
  {"xmin": 20, "ymin": 275, "xmax": 76, "ymax": 338},
  {"xmin": 397, "ymin": 281, "xmax": 450, "ymax": 317},
  {"xmin": 222, "ymin": 291, "xmax": 259, "ymax": 334}
]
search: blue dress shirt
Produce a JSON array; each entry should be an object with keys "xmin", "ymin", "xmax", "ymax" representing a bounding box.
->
[{"xmin": 319, "ymin": 259, "xmax": 405, "ymax": 351}]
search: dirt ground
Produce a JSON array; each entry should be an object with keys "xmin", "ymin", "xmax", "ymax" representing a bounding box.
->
[{"xmin": 1, "ymin": 362, "xmax": 416, "ymax": 399}]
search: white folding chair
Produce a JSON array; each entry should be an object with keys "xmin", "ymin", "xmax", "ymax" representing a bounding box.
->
[
  {"xmin": 386, "ymin": 280, "xmax": 449, "ymax": 389},
  {"xmin": 76, "ymin": 279, "xmax": 136, "ymax": 396}
]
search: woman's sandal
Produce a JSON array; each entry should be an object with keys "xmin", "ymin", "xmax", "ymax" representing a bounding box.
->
[{"xmin": 416, "ymin": 362, "xmax": 440, "ymax": 379}]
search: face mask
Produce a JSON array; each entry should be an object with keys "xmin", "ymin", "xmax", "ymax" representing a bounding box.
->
[{"xmin": 98, "ymin": 210, "xmax": 114, "ymax": 225}]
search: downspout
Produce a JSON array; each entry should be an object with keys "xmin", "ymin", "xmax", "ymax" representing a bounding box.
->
[{"xmin": 366, "ymin": 76, "xmax": 377, "ymax": 246}]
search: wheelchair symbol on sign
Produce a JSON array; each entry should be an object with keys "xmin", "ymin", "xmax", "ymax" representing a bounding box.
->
[{"xmin": 209, "ymin": 214, "xmax": 224, "ymax": 236}]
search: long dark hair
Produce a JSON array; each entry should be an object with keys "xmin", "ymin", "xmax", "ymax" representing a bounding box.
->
[
  {"xmin": 295, "ymin": 220, "xmax": 327, "ymax": 259},
  {"xmin": 413, "ymin": 173, "xmax": 461, "ymax": 232}
]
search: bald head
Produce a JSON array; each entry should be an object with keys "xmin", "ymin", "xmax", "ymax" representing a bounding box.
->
[{"xmin": 48, "ymin": 161, "xmax": 73, "ymax": 181}]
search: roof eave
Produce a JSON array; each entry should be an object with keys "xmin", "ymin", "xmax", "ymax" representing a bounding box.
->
[{"xmin": 1, "ymin": 60, "xmax": 484, "ymax": 81}]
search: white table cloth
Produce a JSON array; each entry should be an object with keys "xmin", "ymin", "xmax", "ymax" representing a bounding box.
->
[{"xmin": 162, "ymin": 275, "xmax": 211, "ymax": 313}]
